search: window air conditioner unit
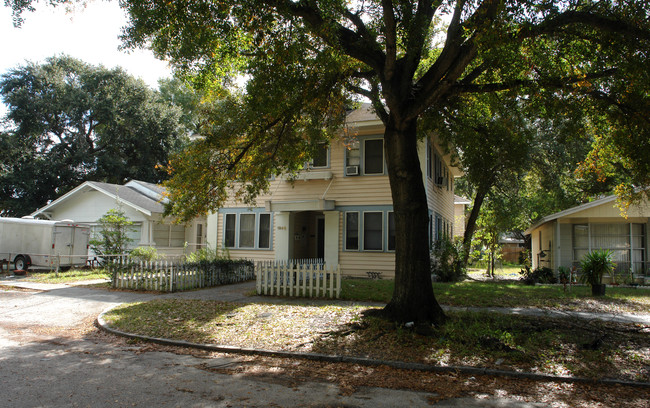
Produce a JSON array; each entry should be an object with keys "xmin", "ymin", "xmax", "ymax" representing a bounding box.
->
[{"xmin": 346, "ymin": 165, "xmax": 359, "ymax": 176}]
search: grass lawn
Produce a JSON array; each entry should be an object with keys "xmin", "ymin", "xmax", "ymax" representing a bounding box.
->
[
  {"xmin": 103, "ymin": 298, "xmax": 650, "ymax": 382},
  {"xmin": 341, "ymin": 279, "xmax": 650, "ymax": 314},
  {"xmin": 19, "ymin": 269, "xmax": 109, "ymax": 284}
]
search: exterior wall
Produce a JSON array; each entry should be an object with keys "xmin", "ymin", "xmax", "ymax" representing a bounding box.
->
[
  {"xmin": 454, "ymin": 203, "xmax": 466, "ymax": 238},
  {"xmin": 530, "ymin": 223, "xmax": 555, "ymax": 270},
  {"xmin": 208, "ymin": 122, "xmax": 458, "ymax": 278},
  {"xmin": 530, "ymin": 199, "xmax": 649, "ymax": 277},
  {"xmin": 43, "ymin": 190, "xmax": 196, "ymax": 258}
]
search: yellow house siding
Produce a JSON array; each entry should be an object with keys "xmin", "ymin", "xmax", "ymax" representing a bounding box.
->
[
  {"xmin": 454, "ymin": 204, "xmax": 466, "ymax": 237},
  {"xmin": 338, "ymin": 251, "xmax": 396, "ymax": 277}
]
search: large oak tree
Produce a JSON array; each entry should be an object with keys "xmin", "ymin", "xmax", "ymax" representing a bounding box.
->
[
  {"xmin": 9, "ymin": 1, "xmax": 649, "ymax": 325},
  {"xmin": 0, "ymin": 56, "xmax": 187, "ymax": 215}
]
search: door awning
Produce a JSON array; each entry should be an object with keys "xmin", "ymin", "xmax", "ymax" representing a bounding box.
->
[{"xmin": 265, "ymin": 199, "xmax": 335, "ymax": 212}]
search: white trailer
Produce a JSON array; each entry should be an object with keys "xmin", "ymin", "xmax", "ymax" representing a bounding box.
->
[{"xmin": 0, "ymin": 217, "xmax": 91, "ymax": 271}]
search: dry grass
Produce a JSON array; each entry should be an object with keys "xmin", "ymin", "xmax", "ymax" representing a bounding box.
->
[{"xmin": 103, "ymin": 299, "xmax": 650, "ymax": 383}]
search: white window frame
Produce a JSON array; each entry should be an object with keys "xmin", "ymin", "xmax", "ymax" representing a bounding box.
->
[{"xmin": 309, "ymin": 143, "xmax": 330, "ymax": 168}]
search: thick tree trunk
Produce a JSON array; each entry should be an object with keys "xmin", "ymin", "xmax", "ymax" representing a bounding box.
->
[{"xmin": 382, "ymin": 115, "xmax": 446, "ymax": 326}]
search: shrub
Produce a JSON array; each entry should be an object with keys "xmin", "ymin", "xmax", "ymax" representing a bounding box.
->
[
  {"xmin": 184, "ymin": 246, "xmax": 230, "ymax": 263},
  {"xmin": 558, "ymin": 266, "xmax": 571, "ymax": 284},
  {"xmin": 183, "ymin": 258, "xmax": 255, "ymax": 285},
  {"xmin": 129, "ymin": 246, "xmax": 161, "ymax": 262},
  {"xmin": 431, "ymin": 236, "xmax": 465, "ymax": 282},
  {"xmin": 519, "ymin": 266, "xmax": 557, "ymax": 285},
  {"xmin": 579, "ymin": 249, "xmax": 615, "ymax": 286}
]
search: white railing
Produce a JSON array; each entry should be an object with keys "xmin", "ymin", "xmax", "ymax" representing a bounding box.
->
[
  {"xmin": 114, "ymin": 260, "xmax": 254, "ymax": 292},
  {"xmin": 256, "ymin": 261, "xmax": 341, "ymax": 298}
]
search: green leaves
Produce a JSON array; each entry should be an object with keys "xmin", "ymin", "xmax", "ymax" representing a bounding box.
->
[{"xmin": 0, "ymin": 56, "xmax": 187, "ymax": 215}]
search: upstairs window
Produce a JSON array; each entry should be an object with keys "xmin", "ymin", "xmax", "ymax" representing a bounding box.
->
[
  {"xmin": 364, "ymin": 139, "xmax": 384, "ymax": 174},
  {"xmin": 310, "ymin": 143, "xmax": 329, "ymax": 168}
]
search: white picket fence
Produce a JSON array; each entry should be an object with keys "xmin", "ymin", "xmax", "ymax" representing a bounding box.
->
[
  {"xmin": 113, "ymin": 260, "xmax": 254, "ymax": 292},
  {"xmin": 256, "ymin": 260, "xmax": 341, "ymax": 298}
]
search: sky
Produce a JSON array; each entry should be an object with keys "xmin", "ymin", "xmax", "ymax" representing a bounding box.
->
[{"xmin": 1, "ymin": 1, "xmax": 172, "ymax": 114}]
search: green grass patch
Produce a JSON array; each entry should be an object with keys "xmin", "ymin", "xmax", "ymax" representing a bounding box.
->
[
  {"xmin": 340, "ymin": 278, "xmax": 650, "ymax": 314},
  {"xmin": 103, "ymin": 299, "xmax": 650, "ymax": 382},
  {"xmin": 22, "ymin": 269, "xmax": 109, "ymax": 284}
]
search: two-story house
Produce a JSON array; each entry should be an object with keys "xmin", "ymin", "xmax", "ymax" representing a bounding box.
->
[{"xmin": 206, "ymin": 104, "xmax": 460, "ymax": 278}]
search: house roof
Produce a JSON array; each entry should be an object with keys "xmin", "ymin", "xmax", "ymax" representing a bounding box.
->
[
  {"xmin": 524, "ymin": 195, "xmax": 618, "ymax": 235},
  {"xmin": 454, "ymin": 195, "xmax": 471, "ymax": 205},
  {"xmin": 31, "ymin": 180, "xmax": 167, "ymax": 218},
  {"xmin": 346, "ymin": 103, "xmax": 381, "ymax": 123}
]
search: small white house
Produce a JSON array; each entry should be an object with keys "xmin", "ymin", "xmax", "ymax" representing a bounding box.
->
[
  {"xmin": 525, "ymin": 195, "xmax": 649, "ymax": 279},
  {"xmin": 30, "ymin": 180, "xmax": 206, "ymax": 258}
]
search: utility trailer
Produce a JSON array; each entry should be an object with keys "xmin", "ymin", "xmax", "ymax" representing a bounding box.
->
[{"xmin": 0, "ymin": 217, "xmax": 91, "ymax": 271}]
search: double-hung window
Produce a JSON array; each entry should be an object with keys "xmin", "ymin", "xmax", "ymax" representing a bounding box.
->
[
  {"xmin": 364, "ymin": 139, "xmax": 384, "ymax": 175},
  {"xmin": 310, "ymin": 143, "xmax": 329, "ymax": 168},
  {"xmin": 258, "ymin": 214, "xmax": 271, "ymax": 249},
  {"xmin": 238, "ymin": 214, "xmax": 256, "ymax": 248},
  {"xmin": 224, "ymin": 214, "xmax": 236, "ymax": 247},
  {"xmin": 345, "ymin": 212, "xmax": 359, "ymax": 250},
  {"xmin": 223, "ymin": 212, "xmax": 272, "ymax": 249},
  {"xmin": 345, "ymin": 210, "xmax": 396, "ymax": 252},
  {"xmin": 363, "ymin": 212, "xmax": 383, "ymax": 250},
  {"xmin": 345, "ymin": 138, "xmax": 385, "ymax": 176}
]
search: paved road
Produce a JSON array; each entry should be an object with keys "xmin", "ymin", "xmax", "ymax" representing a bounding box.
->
[{"xmin": 0, "ymin": 281, "xmax": 545, "ymax": 407}]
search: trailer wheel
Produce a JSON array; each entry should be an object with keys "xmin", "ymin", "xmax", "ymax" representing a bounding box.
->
[{"xmin": 14, "ymin": 255, "xmax": 28, "ymax": 271}]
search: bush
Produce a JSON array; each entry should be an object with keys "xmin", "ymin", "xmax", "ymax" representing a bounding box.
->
[
  {"xmin": 184, "ymin": 246, "xmax": 230, "ymax": 263},
  {"xmin": 129, "ymin": 246, "xmax": 161, "ymax": 262},
  {"xmin": 579, "ymin": 249, "xmax": 615, "ymax": 285},
  {"xmin": 431, "ymin": 236, "xmax": 466, "ymax": 282},
  {"xmin": 183, "ymin": 258, "xmax": 255, "ymax": 285},
  {"xmin": 519, "ymin": 266, "xmax": 557, "ymax": 285}
]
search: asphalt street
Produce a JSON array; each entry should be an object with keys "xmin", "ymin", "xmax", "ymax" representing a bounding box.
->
[{"xmin": 0, "ymin": 281, "xmax": 546, "ymax": 407}]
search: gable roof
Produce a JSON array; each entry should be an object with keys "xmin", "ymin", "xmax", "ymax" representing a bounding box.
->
[
  {"xmin": 31, "ymin": 180, "xmax": 167, "ymax": 218},
  {"xmin": 524, "ymin": 195, "xmax": 618, "ymax": 235}
]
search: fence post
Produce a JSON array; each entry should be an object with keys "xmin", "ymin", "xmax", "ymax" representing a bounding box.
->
[{"xmin": 334, "ymin": 265, "xmax": 340, "ymax": 298}]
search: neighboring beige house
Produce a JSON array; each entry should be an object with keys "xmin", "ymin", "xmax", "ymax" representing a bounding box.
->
[
  {"xmin": 453, "ymin": 195, "xmax": 471, "ymax": 238},
  {"xmin": 525, "ymin": 195, "xmax": 649, "ymax": 280},
  {"xmin": 206, "ymin": 104, "xmax": 461, "ymax": 278},
  {"xmin": 30, "ymin": 180, "xmax": 206, "ymax": 258}
]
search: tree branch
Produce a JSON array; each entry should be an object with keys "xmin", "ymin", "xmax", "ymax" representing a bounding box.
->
[
  {"xmin": 271, "ymin": 0, "xmax": 386, "ymax": 72},
  {"xmin": 519, "ymin": 10, "xmax": 650, "ymax": 42},
  {"xmin": 453, "ymin": 68, "xmax": 618, "ymax": 94},
  {"xmin": 381, "ymin": 0, "xmax": 397, "ymax": 81}
]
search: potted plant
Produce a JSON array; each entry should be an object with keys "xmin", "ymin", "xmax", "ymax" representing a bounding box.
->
[{"xmin": 579, "ymin": 249, "xmax": 615, "ymax": 296}]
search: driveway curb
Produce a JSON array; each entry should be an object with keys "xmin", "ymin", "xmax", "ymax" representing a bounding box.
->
[{"xmin": 96, "ymin": 306, "xmax": 650, "ymax": 389}]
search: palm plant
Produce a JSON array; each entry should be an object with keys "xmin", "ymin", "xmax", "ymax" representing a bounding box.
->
[{"xmin": 579, "ymin": 250, "xmax": 616, "ymax": 286}]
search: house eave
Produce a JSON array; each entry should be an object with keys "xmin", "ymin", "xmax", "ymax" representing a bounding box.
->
[{"xmin": 265, "ymin": 199, "xmax": 336, "ymax": 212}]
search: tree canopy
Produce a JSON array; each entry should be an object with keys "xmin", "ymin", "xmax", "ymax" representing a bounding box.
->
[
  {"xmin": 0, "ymin": 55, "xmax": 187, "ymax": 215},
  {"xmin": 7, "ymin": 1, "xmax": 649, "ymax": 325}
]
